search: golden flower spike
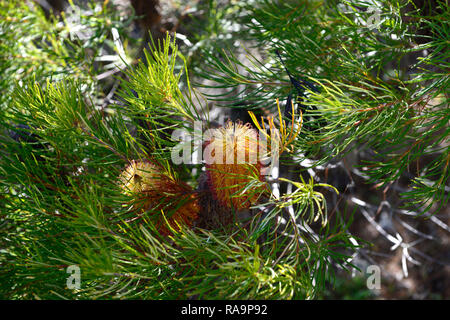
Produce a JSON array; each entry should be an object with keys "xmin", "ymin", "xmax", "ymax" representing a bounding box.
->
[
  {"xmin": 204, "ymin": 121, "xmax": 268, "ymax": 210},
  {"xmin": 119, "ymin": 159, "xmax": 199, "ymax": 236}
]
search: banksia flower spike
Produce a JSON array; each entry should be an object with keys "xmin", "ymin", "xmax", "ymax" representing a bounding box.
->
[
  {"xmin": 204, "ymin": 121, "xmax": 268, "ymax": 210},
  {"xmin": 119, "ymin": 159, "xmax": 199, "ymax": 235}
]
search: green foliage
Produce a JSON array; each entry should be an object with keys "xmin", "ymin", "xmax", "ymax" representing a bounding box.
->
[
  {"xmin": 195, "ymin": 0, "xmax": 449, "ymax": 213},
  {"xmin": 0, "ymin": 0, "xmax": 132, "ymax": 114},
  {"xmin": 0, "ymin": 30, "xmax": 355, "ymax": 299},
  {"xmin": 0, "ymin": 0, "xmax": 448, "ymax": 300},
  {"xmin": 321, "ymin": 275, "xmax": 375, "ymax": 300}
]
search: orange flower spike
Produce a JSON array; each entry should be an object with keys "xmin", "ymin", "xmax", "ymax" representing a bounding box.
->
[
  {"xmin": 119, "ymin": 160, "xmax": 199, "ymax": 235},
  {"xmin": 205, "ymin": 121, "xmax": 267, "ymax": 210}
]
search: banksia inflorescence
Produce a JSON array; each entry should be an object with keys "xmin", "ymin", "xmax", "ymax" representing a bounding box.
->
[
  {"xmin": 119, "ymin": 121, "xmax": 269, "ymax": 234},
  {"xmin": 119, "ymin": 159, "xmax": 199, "ymax": 235},
  {"xmin": 203, "ymin": 121, "xmax": 268, "ymax": 211}
]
